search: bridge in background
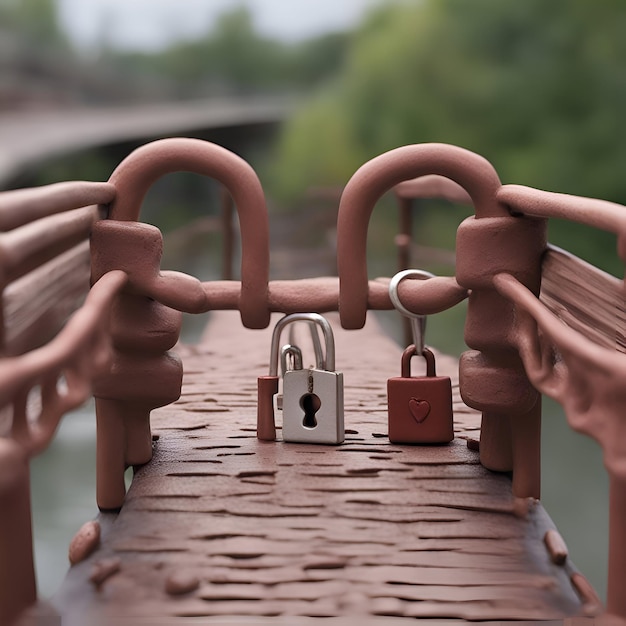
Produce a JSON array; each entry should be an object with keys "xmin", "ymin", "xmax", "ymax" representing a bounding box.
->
[{"xmin": 0, "ymin": 97, "xmax": 293, "ymax": 188}]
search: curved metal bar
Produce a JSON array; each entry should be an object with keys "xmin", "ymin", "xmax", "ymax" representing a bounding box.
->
[
  {"xmin": 106, "ymin": 137, "xmax": 270, "ymax": 329},
  {"xmin": 337, "ymin": 143, "xmax": 504, "ymax": 328}
]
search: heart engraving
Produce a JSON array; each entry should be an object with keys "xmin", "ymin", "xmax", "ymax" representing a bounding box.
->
[{"xmin": 408, "ymin": 397, "xmax": 431, "ymax": 424}]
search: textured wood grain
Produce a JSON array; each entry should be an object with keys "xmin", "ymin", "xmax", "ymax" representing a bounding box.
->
[
  {"xmin": 2, "ymin": 242, "xmax": 90, "ymax": 355},
  {"xmin": 54, "ymin": 311, "xmax": 586, "ymax": 623},
  {"xmin": 0, "ymin": 205, "xmax": 101, "ymax": 284},
  {"xmin": 540, "ymin": 245, "xmax": 624, "ymax": 351}
]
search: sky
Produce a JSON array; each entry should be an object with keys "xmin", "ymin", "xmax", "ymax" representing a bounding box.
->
[{"xmin": 56, "ymin": 0, "xmax": 383, "ymax": 51}]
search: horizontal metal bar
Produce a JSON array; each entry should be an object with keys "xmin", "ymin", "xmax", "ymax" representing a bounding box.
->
[{"xmin": 200, "ymin": 275, "xmax": 468, "ymax": 317}]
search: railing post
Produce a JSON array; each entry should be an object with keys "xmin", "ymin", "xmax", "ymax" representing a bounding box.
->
[
  {"xmin": 608, "ymin": 476, "xmax": 626, "ymax": 617},
  {"xmin": 337, "ymin": 143, "xmax": 546, "ymax": 499},
  {"xmin": 456, "ymin": 214, "xmax": 547, "ymax": 498},
  {"xmin": 91, "ymin": 221, "xmax": 184, "ymax": 510},
  {"xmin": 0, "ymin": 438, "xmax": 36, "ymax": 626}
]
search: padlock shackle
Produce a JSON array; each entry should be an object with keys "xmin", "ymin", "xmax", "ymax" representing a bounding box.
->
[
  {"xmin": 280, "ymin": 344, "xmax": 303, "ymax": 375},
  {"xmin": 269, "ymin": 313, "xmax": 335, "ymax": 376},
  {"xmin": 289, "ymin": 321, "xmax": 326, "ymax": 370},
  {"xmin": 401, "ymin": 345, "xmax": 437, "ymax": 378}
]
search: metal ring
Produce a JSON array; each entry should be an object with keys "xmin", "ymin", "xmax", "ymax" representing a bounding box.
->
[
  {"xmin": 388, "ymin": 269, "xmax": 435, "ymax": 317},
  {"xmin": 389, "ymin": 269, "xmax": 435, "ymax": 354}
]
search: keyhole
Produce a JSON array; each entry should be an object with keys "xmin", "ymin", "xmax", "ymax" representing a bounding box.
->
[{"xmin": 300, "ymin": 393, "xmax": 321, "ymax": 429}]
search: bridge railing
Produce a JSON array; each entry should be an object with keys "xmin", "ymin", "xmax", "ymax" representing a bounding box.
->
[
  {"xmin": 364, "ymin": 152, "xmax": 626, "ymax": 620},
  {"xmin": 0, "ymin": 180, "xmax": 121, "ymax": 625},
  {"xmin": 0, "ymin": 181, "xmax": 114, "ymax": 356},
  {"xmin": 0, "ymin": 138, "xmax": 625, "ymax": 622}
]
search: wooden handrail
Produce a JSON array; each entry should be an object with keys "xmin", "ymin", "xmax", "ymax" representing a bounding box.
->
[
  {"xmin": 0, "ymin": 182, "xmax": 114, "ymax": 231},
  {"xmin": 541, "ymin": 245, "xmax": 624, "ymax": 352},
  {"xmin": 0, "ymin": 206, "xmax": 103, "ymax": 285}
]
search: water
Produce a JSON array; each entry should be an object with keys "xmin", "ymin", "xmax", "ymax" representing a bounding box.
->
[
  {"xmin": 541, "ymin": 397, "xmax": 609, "ymax": 599},
  {"xmin": 30, "ymin": 404, "xmax": 98, "ymax": 598}
]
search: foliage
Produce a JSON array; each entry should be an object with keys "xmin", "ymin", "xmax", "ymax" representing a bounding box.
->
[
  {"xmin": 0, "ymin": 0, "xmax": 66, "ymax": 46},
  {"xmin": 269, "ymin": 0, "xmax": 626, "ymax": 272},
  {"xmin": 114, "ymin": 6, "xmax": 351, "ymax": 97}
]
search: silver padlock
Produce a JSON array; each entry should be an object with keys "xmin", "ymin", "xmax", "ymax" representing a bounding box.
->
[
  {"xmin": 281, "ymin": 314, "xmax": 344, "ymax": 444},
  {"xmin": 257, "ymin": 312, "xmax": 344, "ymax": 444}
]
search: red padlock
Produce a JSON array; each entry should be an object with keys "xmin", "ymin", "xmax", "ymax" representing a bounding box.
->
[{"xmin": 387, "ymin": 345, "xmax": 454, "ymax": 444}]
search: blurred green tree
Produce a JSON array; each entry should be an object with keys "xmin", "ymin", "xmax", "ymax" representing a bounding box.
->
[
  {"xmin": 117, "ymin": 6, "xmax": 351, "ymax": 97},
  {"xmin": 271, "ymin": 0, "xmax": 626, "ymax": 206},
  {"xmin": 0, "ymin": 0, "xmax": 66, "ymax": 46}
]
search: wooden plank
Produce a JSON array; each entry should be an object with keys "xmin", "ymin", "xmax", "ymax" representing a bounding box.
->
[
  {"xmin": 54, "ymin": 311, "xmax": 585, "ymax": 622},
  {"xmin": 2, "ymin": 241, "xmax": 90, "ymax": 355},
  {"xmin": 0, "ymin": 205, "xmax": 101, "ymax": 284},
  {"xmin": 540, "ymin": 245, "xmax": 625, "ymax": 352}
]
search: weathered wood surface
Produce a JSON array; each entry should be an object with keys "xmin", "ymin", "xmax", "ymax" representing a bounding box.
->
[
  {"xmin": 53, "ymin": 311, "xmax": 586, "ymax": 624},
  {"xmin": 3, "ymin": 241, "xmax": 91, "ymax": 355},
  {"xmin": 540, "ymin": 245, "xmax": 625, "ymax": 352},
  {"xmin": 0, "ymin": 205, "xmax": 102, "ymax": 284}
]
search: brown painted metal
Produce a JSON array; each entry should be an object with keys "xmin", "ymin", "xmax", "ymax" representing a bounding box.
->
[
  {"xmin": 0, "ymin": 270, "xmax": 125, "ymax": 625},
  {"xmin": 91, "ymin": 221, "xmax": 206, "ymax": 510},
  {"xmin": 2, "ymin": 138, "xmax": 626, "ymax": 622},
  {"xmin": 394, "ymin": 174, "xmax": 474, "ymax": 204},
  {"xmin": 105, "ymin": 137, "xmax": 271, "ymax": 329},
  {"xmin": 497, "ymin": 187, "xmax": 626, "ymax": 597},
  {"xmin": 336, "ymin": 143, "xmax": 547, "ymax": 503},
  {"xmin": 0, "ymin": 438, "xmax": 35, "ymax": 626},
  {"xmin": 387, "ymin": 345, "xmax": 454, "ymax": 444},
  {"xmin": 198, "ymin": 275, "xmax": 468, "ymax": 316},
  {"xmin": 256, "ymin": 375, "xmax": 279, "ymax": 441},
  {"xmin": 494, "ymin": 272, "xmax": 626, "ymax": 618},
  {"xmin": 337, "ymin": 143, "xmax": 505, "ymax": 331},
  {"xmin": 393, "ymin": 175, "xmax": 473, "ymax": 345}
]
